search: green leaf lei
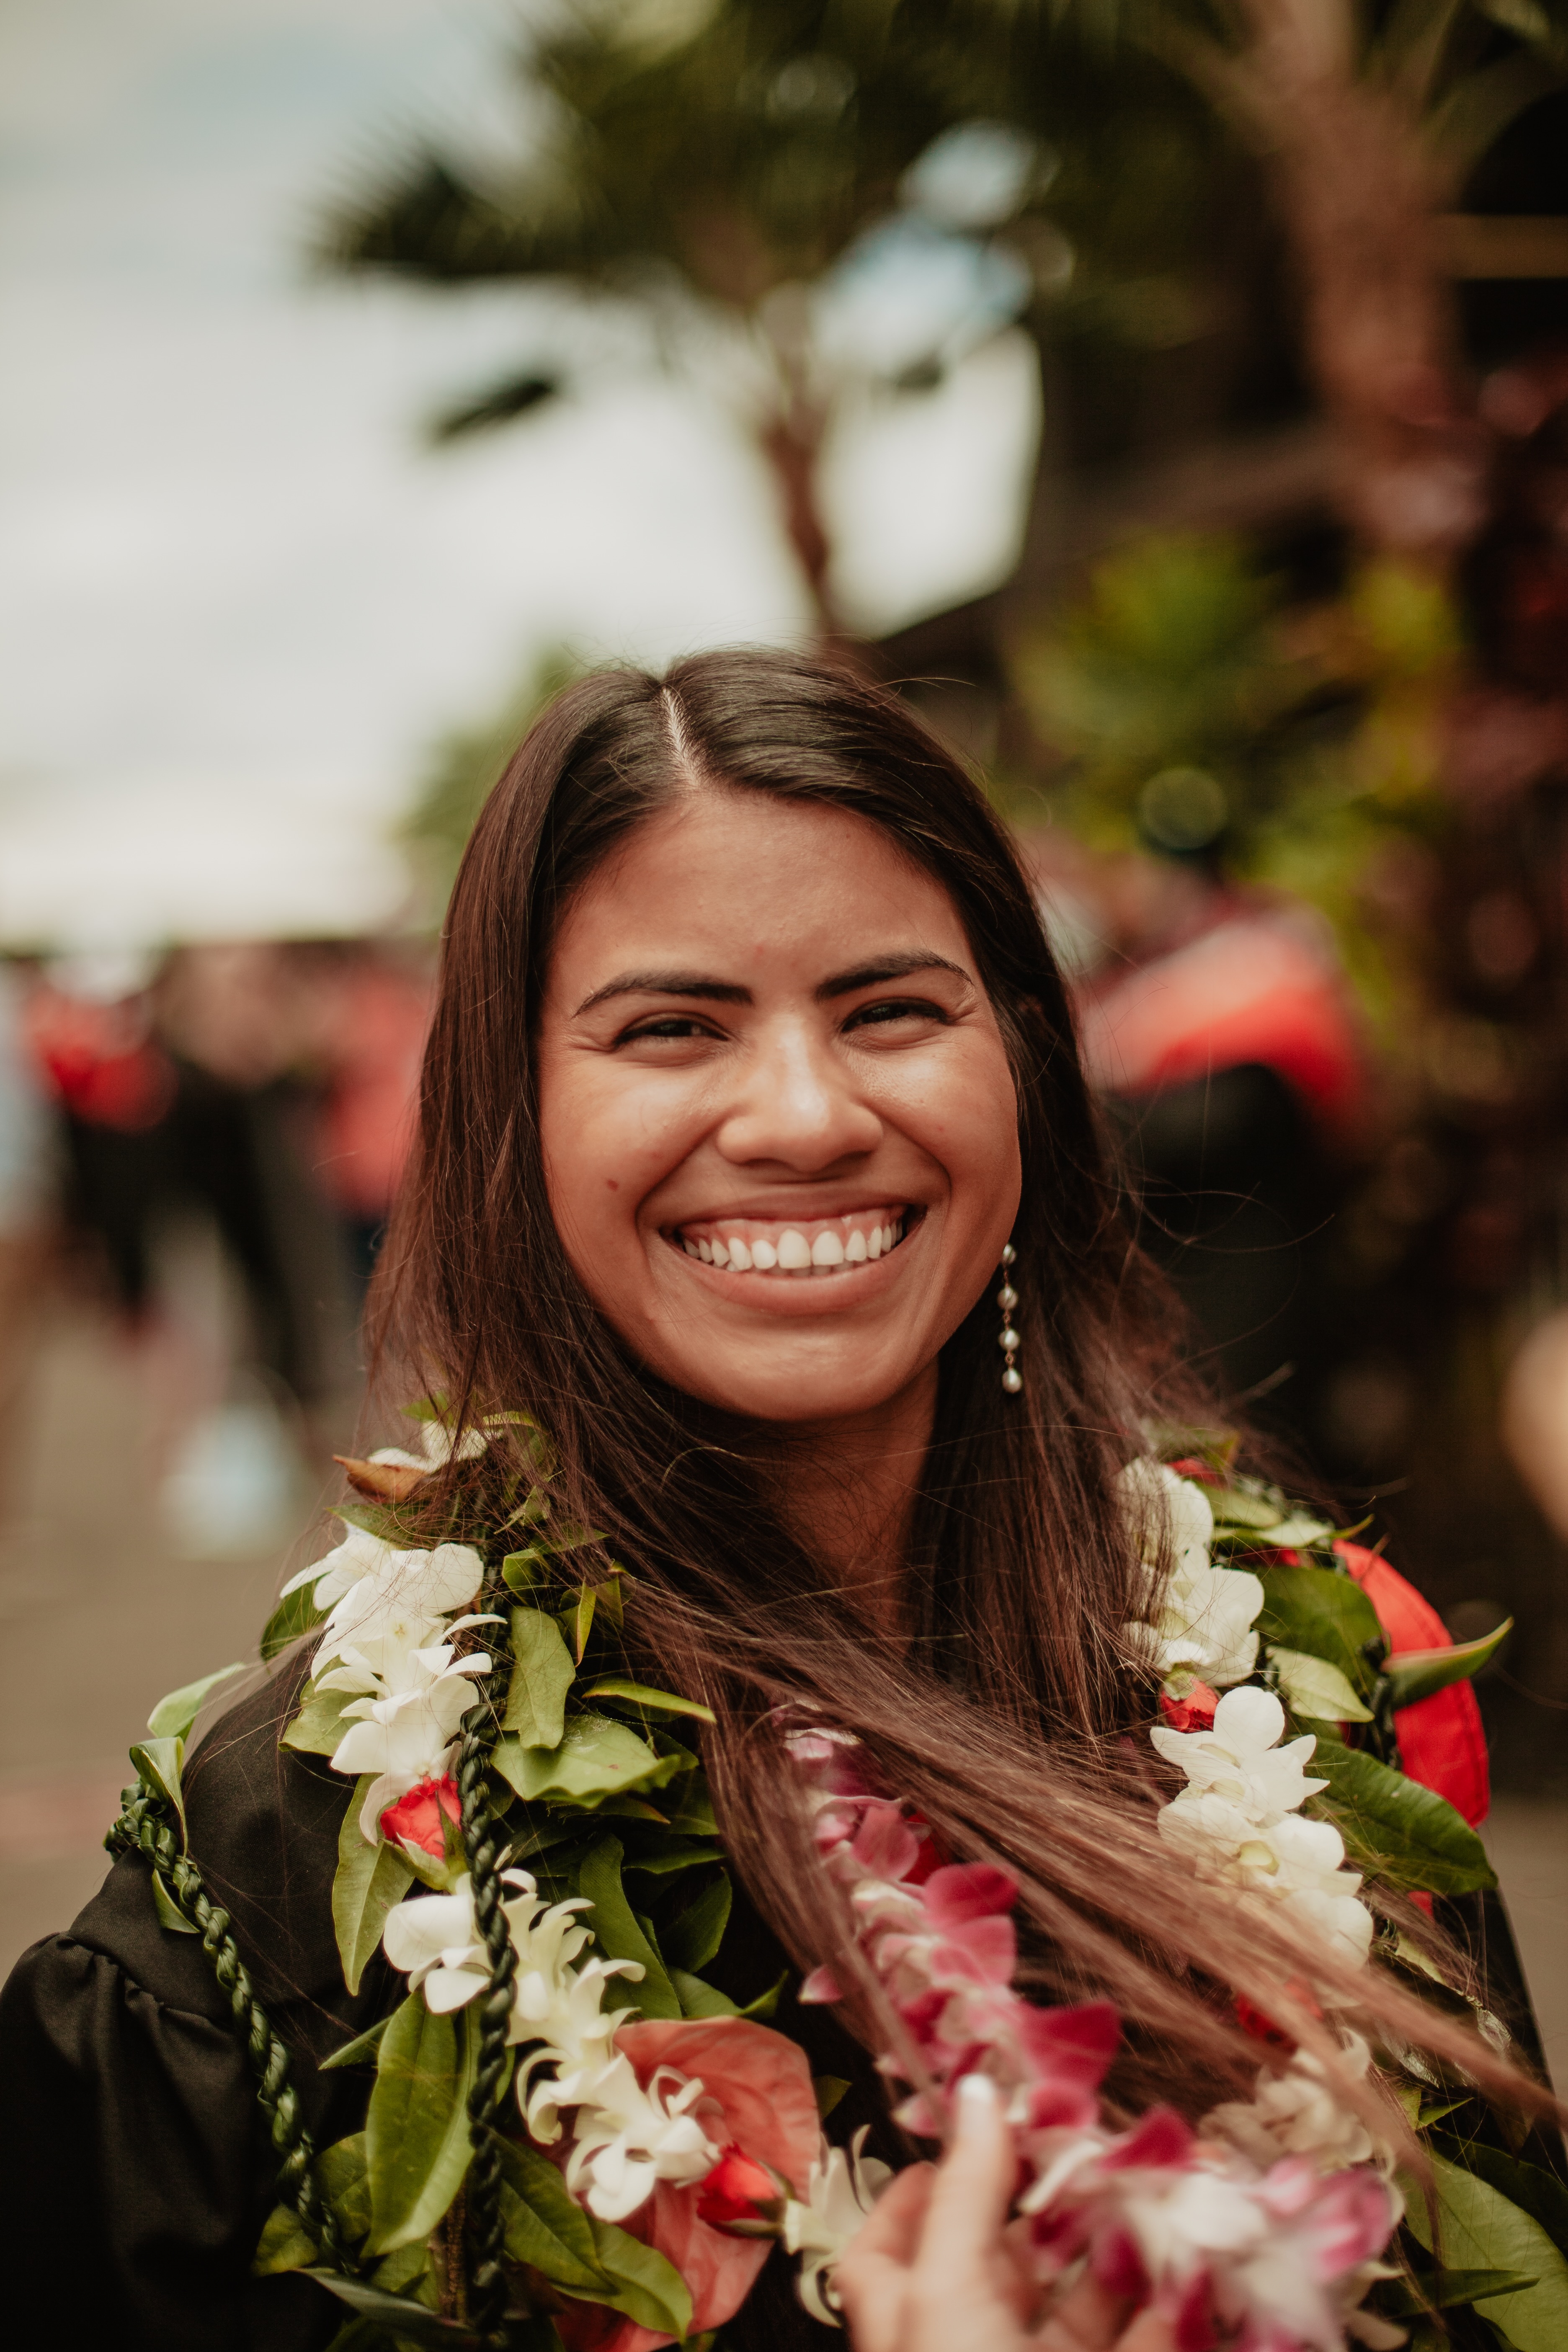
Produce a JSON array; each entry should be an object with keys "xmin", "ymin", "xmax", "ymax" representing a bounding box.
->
[{"xmin": 108, "ymin": 1421, "xmax": 1565, "ymax": 2350}]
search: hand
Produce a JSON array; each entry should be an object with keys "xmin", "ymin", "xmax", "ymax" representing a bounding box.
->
[{"xmin": 833, "ymin": 2076, "xmax": 1173, "ymax": 2352}]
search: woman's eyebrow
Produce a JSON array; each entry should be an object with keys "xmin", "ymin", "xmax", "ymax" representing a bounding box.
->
[
  {"xmin": 815, "ymin": 952, "xmax": 971, "ymax": 999},
  {"xmin": 573, "ymin": 951, "xmax": 970, "ymax": 1018},
  {"xmin": 573, "ymin": 969, "xmax": 752, "ymax": 1015}
]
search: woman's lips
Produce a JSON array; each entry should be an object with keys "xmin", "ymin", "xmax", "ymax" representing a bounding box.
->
[{"xmin": 666, "ymin": 1204, "xmax": 915, "ymax": 1277}]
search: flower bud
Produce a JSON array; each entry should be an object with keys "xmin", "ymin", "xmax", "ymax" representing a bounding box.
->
[
  {"xmin": 380, "ymin": 1773, "xmax": 462, "ymax": 1859},
  {"xmin": 695, "ymin": 2143, "xmax": 789, "ymax": 2236}
]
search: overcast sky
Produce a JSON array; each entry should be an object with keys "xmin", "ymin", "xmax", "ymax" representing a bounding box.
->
[{"xmin": 0, "ymin": 0, "xmax": 1036, "ymax": 942}]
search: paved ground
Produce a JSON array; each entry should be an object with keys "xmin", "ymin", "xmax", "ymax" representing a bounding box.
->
[{"xmin": 0, "ymin": 1293, "xmax": 1564, "ymax": 2108}]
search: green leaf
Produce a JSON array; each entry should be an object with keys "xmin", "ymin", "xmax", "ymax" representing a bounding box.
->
[
  {"xmin": 503, "ymin": 1609, "xmax": 576, "ymax": 1748},
  {"xmin": 502, "ymin": 1548, "xmax": 543, "ymax": 1594},
  {"xmin": 1207, "ymin": 1484, "xmax": 1284, "ymax": 1529},
  {"xmin": 737, "ymin": 1967, "xmax": 789, "ymax": 2021},
  {"xmin": 495, "ymin": 2138, "xmax": 607, "ymax": 2289},
  {"xmin": 282, "ymin": 1681, "xmax": 355, "ymax": 1758},
  {"xmin": 671, "ymin": 1968, "xmax": 738, "ymax": 2017},
  {"xmin": 581, "ymin": 2215, "xmax": 692, "ymax": 2342},
  {"xmin": 334, "ymin": 1497, "xmax": 419, "ymax": 1545},
  {"xmin": 1262, "ymin": 1512, "xmax": 1336, "ymax": 1548},
  {"xmin": 492, "ymin": 1712, "xmax": 673, "ymax": 1809},
  {"xmin": 578, "ymin": 1834, "xmax": 681, "ymax": 2017},
  {"xmin": 579, "ymin": 1677, "xmax": 716, "ymax": 1725},
  {"xmin": 303, "ymin": 2271, "xmax": 486, "ymax": 2345},
  {"xmin": 260, "ymin": 1581, "xmax": 327, "ymax": 1662},
  {"xmin": 334, "ymin": 1778, "xmax": 418, "ymax": 1995},
  {"xmin": 151, "ymin": 1870, "xmax": 199, "ymax": 1933},
  {"xmin": 660, "ymin": 1873, "xmax": 732, "ymax": 1973},
  {"xmin": 370, "ymin": 2237, "xmax": 436, "ymax": 2299},
  {"xmin": 147, "ymin": 1662, "xmax": 245, "ymax": 1739},
  {"xmin": 365, "ymin": 1996, "xmax": 476, "ymax": 2252},
  {"xmin": 622, "ymin": 1837, "xmax": 726, "ymax": 1877},
  {"xmin": 1387, "ymin": 1618, "xmax": 1514, "ymax": 1711},
  {"xmin": 1381, "ymin": 2268, "xmax": 1542, "ymax": 2317},
  {"xmin": 129, "ymin": 1737, "xmax": 187, "ymax": 1844},
  {"xmin": 1270, "ymin": 1645, "xmax": 1374, "ymax": 1722},
  {"xmin": 665, "ymin": 1778, "xmax": 718, "ymax": 1837},
  {"xmin": 254, "ymin": 2199, "xmax": 317, "ymax": 2275},
  {"xmin": 1438, "ymin": 2143, "xmax": 1568, "ymax": 2261},
  {"xmin": 1257, "ymin": 1564, "xmax": 1385, "ymax": 1700},
  {"xmin": 563, "ymin": 1585, "xmax": 596, "ymax": 1661},
  {"xmin": 1310, "ymin": 1732, "xmax": 1496, "ymax": 1896},
  {"xmin": 1401, "ymin": 2152, "xmax": 1568, "ymax": 2349},
  {"xmin": 255, "ymin": 2134, "xmax": 372, "ymax": 2272},
  {"xmin": 320, "ymin": 2013, "xmax": 395, "ymax": 2072},
  {"xmin": 814, "ymin": 2075, "xmax": 851, "ymax": 2120}
]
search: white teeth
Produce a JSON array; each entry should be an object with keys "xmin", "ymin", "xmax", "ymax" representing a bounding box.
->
[{"xmin": 680, "ymin": 1214, "xmax": 910, "ymax": 1275}]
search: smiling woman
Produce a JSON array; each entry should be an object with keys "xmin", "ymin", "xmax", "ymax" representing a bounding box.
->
[{"xmin": 2, "ymin": 651, "xmax": 1562, "ymax": 2352}]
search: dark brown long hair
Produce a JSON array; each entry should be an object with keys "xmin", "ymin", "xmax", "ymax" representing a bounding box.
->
[{"xmin": 371, "ymin": 647, "xmax": 1539, "ymax": 2128}]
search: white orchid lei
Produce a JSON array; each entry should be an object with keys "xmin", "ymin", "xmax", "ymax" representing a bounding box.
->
[{"xmin": 126, "ymin": 1414, "xmax": 1558, "ymax": 2352}]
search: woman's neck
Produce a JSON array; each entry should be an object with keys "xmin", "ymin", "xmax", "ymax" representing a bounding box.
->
[{"xmin": 751, "ymin": 1362, "xmax": 939, "ymax": 1635}]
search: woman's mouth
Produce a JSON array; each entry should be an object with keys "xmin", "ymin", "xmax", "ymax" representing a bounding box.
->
[{"xmin": 668, "ymin": 1204, "xmax": 913, "ymax": 1277}]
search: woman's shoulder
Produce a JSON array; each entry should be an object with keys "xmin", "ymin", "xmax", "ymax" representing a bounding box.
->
[{"xmin": 12, "ymin": 1651, "xmax": 387, "ymax": 2065}]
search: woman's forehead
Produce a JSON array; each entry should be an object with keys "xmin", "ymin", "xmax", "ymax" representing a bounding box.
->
[{"xmin": 545, "ymin": 791, "xmax": 972, "ymax": 996}]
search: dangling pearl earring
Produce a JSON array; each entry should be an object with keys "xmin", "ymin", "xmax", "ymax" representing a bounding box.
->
[{"xmin": 998, "ymin": 1243, "xmax": 1022, "ymax": 1393}]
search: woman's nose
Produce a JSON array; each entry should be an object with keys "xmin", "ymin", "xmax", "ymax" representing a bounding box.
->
[{"xmin": 714, "ymin": 1022, "xmax": 882, "ymax": 1170}]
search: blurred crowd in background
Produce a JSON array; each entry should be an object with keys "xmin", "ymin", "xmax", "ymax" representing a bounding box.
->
[{"xmin": 8, "ymin": 0, "xmax": 1568, "ymax": 1818}]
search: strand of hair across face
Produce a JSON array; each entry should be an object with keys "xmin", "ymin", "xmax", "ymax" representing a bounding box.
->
[
  {"xmin": 105, "ymin": 1780, "xmax": 357, "ymax": 2275},
  {"xmin": 458, "ymin": 1593, "xmax": 520, "ymax": 2346}
]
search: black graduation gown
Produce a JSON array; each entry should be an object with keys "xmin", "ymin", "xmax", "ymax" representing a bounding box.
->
[{"xmin": 0, "ymin": 1667, "xmax": 893, "ymax": 2350}]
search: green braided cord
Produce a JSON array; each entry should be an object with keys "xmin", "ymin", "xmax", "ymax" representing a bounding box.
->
[
  {"xmin": 106, "ymin": 1780, "xmax": 358, "ymax": 2278},
  {"xmin": 459, "ymin": 1630, "xmax": 519, "ymax": 2347}
]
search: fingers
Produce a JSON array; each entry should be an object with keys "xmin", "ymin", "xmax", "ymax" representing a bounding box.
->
[
  {"xmin": 843, "ymin": 2161, "xmax": 936, "ymax": 2269},
  {"xmin": 1114, "ymin": 2311, "xmax": 1175, "ymax": 2352},
  {"xmin": 833, "ymin": 2164, "xmax": 935, "ymax": 2352},
  {"xmin": 914, "ymin": 2072, "xmax": 1016, "ymax": 2290}
]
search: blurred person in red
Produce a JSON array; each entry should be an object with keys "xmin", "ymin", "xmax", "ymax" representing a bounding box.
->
[
  {"xmin": 155, "ymin": 943, "xmax": 362, "ymax": 1422},
  {"xmin": 296, "ymin": 942, "xmax": 433, "ymax": 1291},
  {"xmin": 1027, "ymin": 835, "xmax": 1367, "ymax": 1447},
  {"xmin": 22, "ymin": 952, "xmax": 178, "ymax": 1325}
]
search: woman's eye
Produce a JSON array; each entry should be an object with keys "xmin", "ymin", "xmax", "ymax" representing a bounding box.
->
[
  {"xmin": 618, "ymin": 1016, "xmax": 719, "ymax": 1045},
  {"xmin": 845, "ymin": 997, "xmax": 949, "ymax": 1032}
]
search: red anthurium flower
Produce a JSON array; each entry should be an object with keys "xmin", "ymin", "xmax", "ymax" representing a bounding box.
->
[
  {"xmin": 556, "ymin": 2016, "xmax": 819, "ymax": 2352},
  {"xmin": 379, "ymin": 1773, "xmax": 460, "ymax": 1858},
  {"xmin": 695, "ymin": 2143, "xmax": 788, "ymax": 2236},
  {"xmin": 1158, "ymin": 1684, "xmax": 1218, "ymax": 1734}
]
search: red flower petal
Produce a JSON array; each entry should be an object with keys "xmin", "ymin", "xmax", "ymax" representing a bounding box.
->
[
  {"xmin": 921, "ymin": 1862, "xmax": 1019, "ymax": 1927},
  {"xmin": 1159, "ymin": 1683, "xmax": 1218, "ymax": 1734},
  {"xmin": 378, "ymin": 1773, "xmax": 460, "ymax": 1858},
  {"xmin": 578, "ymin": 2017, "xmax": 821, "ymax": 2352}
]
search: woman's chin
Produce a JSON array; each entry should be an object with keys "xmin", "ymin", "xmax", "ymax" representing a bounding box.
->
[{"xmin": 649, "ymin": 1340, "xmax": 927, "ymax": 1429}]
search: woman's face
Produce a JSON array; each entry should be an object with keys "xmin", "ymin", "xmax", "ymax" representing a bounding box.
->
[{"xmin": 536, "ymin": 789, "xmax": 1022, "ymax": 1426}]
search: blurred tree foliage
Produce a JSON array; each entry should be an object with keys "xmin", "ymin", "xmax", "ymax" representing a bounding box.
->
[
  {"xmin": 401, "ymin": 648, "xmax": 583, "ymax": 920},
  {"xmin": 320, "ymin": 0, "xmax": 1223, "ymax": 617},
  {"xmin": 1029, "ymin": 0, "xmax": 1568, "ymax": 560},
  {"xmin": 322, "ymin": 0, "xmax": 1568, "ymax": 601},
  {"xmin": 1016, "ymin": 536, "xmax": 1462, "ymax": 1031}
]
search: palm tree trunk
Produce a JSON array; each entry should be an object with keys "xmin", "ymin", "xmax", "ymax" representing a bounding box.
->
[{"xmin": 1177, "ymin": 0, "xmax": 1485, "ymax": 565}]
